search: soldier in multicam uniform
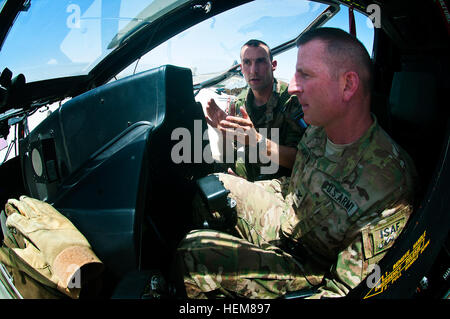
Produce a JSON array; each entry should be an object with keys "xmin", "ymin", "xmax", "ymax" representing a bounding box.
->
[
  {"xmin": 205, "ymin": 39, "xmax": 306, "ymax": 181},
  {"xmin": 175, "ymin": 28, "xmax": 417, "ymax": 299}
]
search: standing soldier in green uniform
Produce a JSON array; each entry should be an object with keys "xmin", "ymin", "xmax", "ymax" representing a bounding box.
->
[
  {"xmin": 176, "ymin": 28, "xmax": 417, "ymax": 298},
  {"xmin": 205, "ymin": 39, "xmax": 306, "ymax": 181}
]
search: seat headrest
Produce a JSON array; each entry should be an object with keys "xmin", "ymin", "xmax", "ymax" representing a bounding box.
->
[{"xmin": 389, "ymin": 71, "xmax": 438, "ymax": 127}]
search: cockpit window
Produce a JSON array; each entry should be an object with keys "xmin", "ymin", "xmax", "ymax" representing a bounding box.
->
[
  {"xmin": 115, "ymin": 0, "xmax": 374, "ymax": 89},
  {"xmin": 0, "ymin": 0, "xmax": 374, "ymax": 86},
  {"xmin": 116, "ymin": 1, "xmax": 330, "ymax": 83},
  {"xmin": 0, "ymin": 0, "xmax": 189, "ymax": 82}
]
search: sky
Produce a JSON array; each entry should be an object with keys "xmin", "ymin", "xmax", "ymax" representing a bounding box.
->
[
  {"xmin": 0, "ymin": 0, "xmax": 375, "ymax": 83},
  {"xmin": 122, "ymin": 0, "xmax": 375, "ymax": 83}
]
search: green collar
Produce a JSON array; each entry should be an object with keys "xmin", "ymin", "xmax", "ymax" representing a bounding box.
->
[
  {"xmin": 305, "ymin": 116, "xmax": 379, "ymax": 182},
  {"xmin": 241, "ymin": 78, "xmax": 283, "ymax": 125}
]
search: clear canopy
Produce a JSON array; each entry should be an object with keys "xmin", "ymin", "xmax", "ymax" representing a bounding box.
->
[
  {"xmin": 0, "ymin": 0, "xmax": 185, "ymax": 82},
  {"xmin": 0, "ymin": 0, "xmax": 374, "ymax": 84}
]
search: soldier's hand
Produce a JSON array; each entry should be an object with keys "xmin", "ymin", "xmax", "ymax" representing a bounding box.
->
[
  {"xmin": 205, "ymin": 98, "xmax": 227, "ymax": 129},
  {"xmin": 227, "ymin": 168, "xmax": 240, "ymax": 177},
  {"xmin": 219, "ymin": 107, "xmax": 261, "ymax": 147},
  {"xmin": 227, "ymin": 99, "xmax": 236, "ymax": 116}
]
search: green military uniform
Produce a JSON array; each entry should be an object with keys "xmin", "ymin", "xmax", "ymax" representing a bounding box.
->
[
  {"xmin": 233, "ymin": 79, "xmax": 306, "ymax": 181},
  {"xmin": 177, "ymin": 117, "xmax": 417, "ymax": 298}
]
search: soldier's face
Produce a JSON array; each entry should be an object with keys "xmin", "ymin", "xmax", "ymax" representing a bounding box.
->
[
  {"xmin": 288, "ymin": 39, "xmax": 342, "ymax": 127},
  {"xmin": 240, "ymin": 45, "xmax": 276, "ymax": 93}
]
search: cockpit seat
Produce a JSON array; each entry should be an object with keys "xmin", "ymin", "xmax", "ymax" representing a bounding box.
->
[{"xmin": 387, "ymin": 70, "xmax": 443, "ymax": 197}]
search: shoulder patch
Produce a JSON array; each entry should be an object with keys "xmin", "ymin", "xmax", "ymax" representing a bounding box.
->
[
  {"xmin": 361, "ymin": 208, "xmax": 410, "ymax": 260},
  {"xmin": 322, "ymin": 180, "xmax": 359, "ymax": 217},
  {"xmin": 363, "ymin": 216, "xmax": 407, "ymax": 259}
]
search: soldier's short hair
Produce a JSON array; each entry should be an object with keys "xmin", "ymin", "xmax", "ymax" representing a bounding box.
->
[
  {"xmin": 241, "ymin": 39, "xmax": 273, "ymax": 61},
  {"xmin": 296, "ymin": 27, "xmax": 373, "ymax": 93}
]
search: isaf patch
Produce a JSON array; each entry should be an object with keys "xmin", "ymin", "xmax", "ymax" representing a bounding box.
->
[
  {"xmin": 362, "ymin": 214, "xmax": 407, "ymax": 259},
  {"xmin": 372, "ymin": 217, "xmax": 406, "ymax": 255},
  {"xmin": 322, "ymin": 180, "xmax": 359, "ymax": 217}
]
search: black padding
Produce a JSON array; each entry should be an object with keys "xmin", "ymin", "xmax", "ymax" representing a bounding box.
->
[
  {"xmin": 389, "ymin": 71, "xmax": 437, "ymax": 128},
  {"xmin": 18, "ymin": 65, "xmax": 215, "ymax": 291},
  {"xmin": 387, "ymin": 71, "xmax": 444, "ymax": 195},
  {"xmin": 196, "ymin": 174, "xmax": 230, "ymax": 212}
]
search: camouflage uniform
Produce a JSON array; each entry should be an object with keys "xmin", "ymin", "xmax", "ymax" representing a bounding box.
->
[
  {"xmin": 233, "ymin": 79, "xmax": 306, "ymax": 181},
  {"xmin": 177, "ymin": 117, "xmax": 417, "ymax": 298}
]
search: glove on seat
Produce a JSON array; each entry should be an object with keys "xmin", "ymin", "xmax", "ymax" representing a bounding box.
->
[{"xmin": 1, "ymin": 196, "xmax": 103, "ymax": 298}]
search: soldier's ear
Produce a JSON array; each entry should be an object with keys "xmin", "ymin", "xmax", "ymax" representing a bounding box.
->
[
  {"xmin": 341, "ymin": 71, "xmax": 359, "ymax": 102},
  {"xmin": 272, "ymin": 60, "xmax": 277, "ymax": 71}
]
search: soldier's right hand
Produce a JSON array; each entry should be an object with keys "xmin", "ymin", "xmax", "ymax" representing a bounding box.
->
[{"xmin": 205, "ymin": 98, "xmax": 227, "ymax": 129}]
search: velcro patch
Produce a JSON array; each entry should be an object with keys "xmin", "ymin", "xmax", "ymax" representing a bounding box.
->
[
  {"xmin": 322, "ymin": 180, "xmax": 358, "ymax": 217},
  {"xmin": 371, "ymin": 217, "xmax": 406, "ymax": 256},
  {"xmin": 362, "ymin": 212, "xmax": 408, "ymax": 259}
]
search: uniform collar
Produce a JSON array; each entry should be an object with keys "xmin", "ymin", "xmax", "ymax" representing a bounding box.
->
[
  {"xmin": 305, "ymin": 115, "xmax": 379, "ymax": 181},
  {"xmin": 244, "ymin": 78, "xmax": 281, "ymax": 125}
]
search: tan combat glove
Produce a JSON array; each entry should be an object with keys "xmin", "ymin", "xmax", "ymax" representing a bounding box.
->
[{"xmin": 3, "ymin": 196, "xmax": 103, "ymax": 298}]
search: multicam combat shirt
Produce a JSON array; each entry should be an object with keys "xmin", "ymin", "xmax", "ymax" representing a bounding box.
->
[
  {"xmin": 282, "ymin": 117, "xmax": 417, "ymax": 296},
  {"xmin": 233, "ymin": 79, "xmax": 306, "ymax": 181}
]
